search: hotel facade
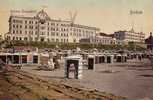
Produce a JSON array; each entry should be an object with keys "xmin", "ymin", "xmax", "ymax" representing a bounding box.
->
[
  {"xmin": 80, "ymin": 34, "xmax": 116, "ymax": 45},
  {"xmin": 5, "ymin": 9, "xmax": 100, "ymax": 43},
  {"xmin": 114, "ymin": 28, "xmax": 145, "ymax": 44}
]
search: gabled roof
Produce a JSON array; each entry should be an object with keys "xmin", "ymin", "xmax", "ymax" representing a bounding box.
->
[{"xmin": 35, "ymin": 9, "xmax": 50, "ymax": 20}]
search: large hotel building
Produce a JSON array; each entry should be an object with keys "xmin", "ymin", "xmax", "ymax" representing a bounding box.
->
[
  {"xmin": 114, "ymin": 28, "xmax": 145, "ymax": 44},
  {"xmin": 5, "ymin": 9, "xmax": 145, "ymax": 45},
  {"xmin": 5, "ymin": 9, "xmax": 100, "ymax": 43}
]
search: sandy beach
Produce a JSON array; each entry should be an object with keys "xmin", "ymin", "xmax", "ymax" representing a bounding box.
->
[
  {"xmin": 0, "ymin": 67, "xmax": 126, "ymax": 100},
  {"xmin": 22, "ymin": 59, "xmax": 153, "ymax": 100}
]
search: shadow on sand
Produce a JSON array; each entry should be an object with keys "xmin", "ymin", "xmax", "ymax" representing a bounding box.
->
[{"xmin": 139, "ymin": 74, "xmax": 153, "ymax": 77}]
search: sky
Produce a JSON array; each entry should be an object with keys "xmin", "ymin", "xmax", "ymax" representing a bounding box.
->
[{"xmin": 0, "ymin": 0, "xmax": 153, "ymax": 37}]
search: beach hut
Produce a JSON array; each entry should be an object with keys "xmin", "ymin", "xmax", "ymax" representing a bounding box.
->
[
  {"xmin": 0, "ymin": 52, "xmax": 40, "ymax": 66},
  {"xmin": 106, "ymin": 54, "xmax": 114, "ymax": 63},
  {"xmin": 99, "ymin": 54, "xmax": 105, "ymax": 63},
  {"xmin": 88, "ymin": 55, "xmax": 95, "ymax": 70},
  {"xmin": 95, "ymin": 55, "xmax": 99, "ymax": 64},
  {"xmin": 65, "ymin": 55, "xmax": 83, "ymax": 79},
  {"xmin": 116, "ymin": 54, "xmax": 127, "ymax": 63}
]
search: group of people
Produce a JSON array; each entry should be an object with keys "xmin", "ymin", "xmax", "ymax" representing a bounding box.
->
[{"xmin": 47, "ymin": 55, "xmax": 61, "ymax": 70}]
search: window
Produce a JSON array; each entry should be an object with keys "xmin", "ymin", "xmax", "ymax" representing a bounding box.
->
[
  {"xmin": 16, "ymin": 25, "xmax": 18, "ymax": 28},
  {"xmin": 29, "ymin": 26, "xmax": 33, "ymax": 29},
  {"xmin": 56, "ymin": 39, "xmax": 59, "ymax": 42},
  {"xmin": 73, "ymin": 39, "xmax": 76, "ymax": 43},
  {"xmin": 40, "ymin": 37, "xmax": 44, "ymax": 42},
  {"xmin": 41, "ymin": 32, "xmax": 45, "ymax": 35},
  {"xmin": 79, "ymin": 29, "xmax": 81, "ymax": 32},
  {"xmin": 13, "ymin": 20, "xmax": 15, "ymax": 23},
  {"xmin": 24, "ymin": 37, "xmax": 27, "ymax": 41},
  {"xmin": 16, "ymin": 37, "xmax": 18, "ymax": 40},
  {"xmin": 13, "ymin": 37, "xmax": 15, "ymax": 40},
  {"xmin": 35, "ymin": 31, "xmax": 37, "ymax": 35},
  {"xmin": 19, "ymin": 37, "xmax": 22, "ymax": 40},
  {"xmin": 7, "ymin": 36, "xmax": 10, "ymax": 39},
  {"xmin": 13, "ymin": 30, "xmax": 15, "ymax": 34},
  {"xmin": 31, "ymin": 31, "xmax": 33, "ymax": 35},
  {"xmin": 52, "ymin": 38, "xmax": 54, "ymax": 42},
  {"xmin": 51, "ymin": 28, "xmax": 55, "ymax": 31},
  {"xmin": 56, "ymin": 33, "xmax": 59, "ymax": 36},
  {"xmin": 51, "ymin": 23, "xmax": 55, "ymax": 26},
  {"xmin": 25, "ymin": 31, "xmax": 27, "ymax": 34},
  {"xmin": 60, "ymin": 28, "xmax": 62, "ymax": 31}
]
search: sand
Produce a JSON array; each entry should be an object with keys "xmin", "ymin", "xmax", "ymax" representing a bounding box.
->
[
  {"xmin": 0, "ymin": 69, "xmax": 126, "ymax": 100},
  {"xmin": 22, "ymin": 59, "xmax": 153, "ymax": 100}
]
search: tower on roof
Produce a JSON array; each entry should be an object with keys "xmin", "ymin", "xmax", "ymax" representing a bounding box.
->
[
  {"xmin": 35, "ymin": 9, "xmax": 50, "ymax": 24},
  {"xmin": 150, "ymin": 32, "xmax": 152, "ymax": 37}
]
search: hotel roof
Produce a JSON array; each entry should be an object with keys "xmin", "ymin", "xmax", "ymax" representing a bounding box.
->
[{"xmin": 10, "ymin": 9, "xmax": 100, "ymax": 30}]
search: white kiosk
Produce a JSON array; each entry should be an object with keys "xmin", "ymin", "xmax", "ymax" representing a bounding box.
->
[{"xmin": 65, "ymin": 55, "xmax": 83, "ymax": 79}]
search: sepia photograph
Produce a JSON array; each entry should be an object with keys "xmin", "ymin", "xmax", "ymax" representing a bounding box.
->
[{"xmin": 0, "ymin": 0, "xmax": 153, "ymax": 100}]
